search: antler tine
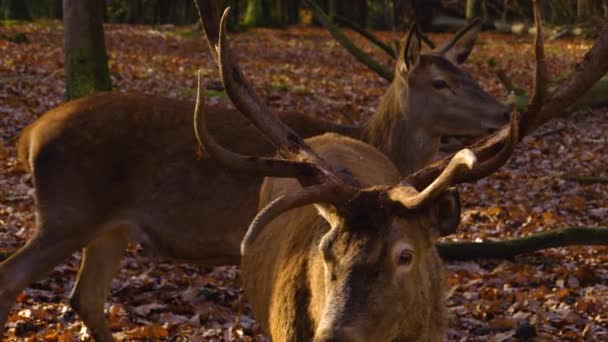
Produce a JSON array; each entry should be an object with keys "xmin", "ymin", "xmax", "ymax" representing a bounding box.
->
[
  {"xmin": 193, "ymin": 70, "xmax": 324, "ymax": 179},
  {"xmin": 522, "ymin": 0, "xmax": 548, "ymax": 132},
  {"xmin": 241, "ymin": 183, "xmax": 355, "ymax": 256},
  {"xmin": 214, "ymin": 8, "xmax": 343, "ymax": 185},
  {"xmin": 389, "ymin": 149, "xmax": 476, "ymax": 209}
]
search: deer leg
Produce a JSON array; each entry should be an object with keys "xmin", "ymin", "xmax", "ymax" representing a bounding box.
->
[
  {"xmin": 0, "ymin": 227, "xmax": 91, "ymax": 335},
  {"xmin": 69, "ymin": 228, "xmax": 128, "ymax": 342}
]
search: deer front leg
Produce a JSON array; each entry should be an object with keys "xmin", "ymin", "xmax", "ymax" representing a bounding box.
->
[{"xmin": 70, "ymin": 228, "xmax": 128, "ymax": 342}]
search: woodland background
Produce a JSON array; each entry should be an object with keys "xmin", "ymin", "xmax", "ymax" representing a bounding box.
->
[{"xmin": 0, "ymin": 0, "xmax": 607, "ymax": 341}]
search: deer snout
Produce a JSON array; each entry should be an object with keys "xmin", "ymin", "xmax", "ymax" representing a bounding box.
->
[
  {"xmin": 482, "ymin": 103, "xmax": 511, "ymax": 132},
  {"xmin": 314, "ymin": 327, "xmax": 363, "ymax": 342}
]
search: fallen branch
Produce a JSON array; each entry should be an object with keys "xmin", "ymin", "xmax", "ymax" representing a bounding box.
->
[
  {"xmin": 561, "ymin": 174, "xmax": 608, "ymax": 184},
  {"xmin": 307, "ymin": 0, "xmax": 393, "ymax": 81},
  {"xmin": 437, "ymin": 226, "xmax": 608, "ymax": 260},
  {"xmin": 0, "ymin": 227, "xmax": 605, "ymax": 263}
]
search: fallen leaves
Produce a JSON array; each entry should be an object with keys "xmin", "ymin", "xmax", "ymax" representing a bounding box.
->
[{"xmin": 0, "ymin": 19, "xmax": 607, "ymax": 341}]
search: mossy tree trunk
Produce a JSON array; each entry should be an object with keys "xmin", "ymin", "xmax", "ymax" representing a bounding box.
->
[
  {"xmin": 63, "ymin": 0, "xmax": 111, "ymax": 100},
  {"xmin": 1, "ymin": 0, "xmax": 32, "ymax": 20},
  {"xmin": 243, "ymin": 0, "xmax": 286, "ymax": 28},
  {"xmin": 466, "ymin": 0, "xmax": 480, "ymax": 19}
]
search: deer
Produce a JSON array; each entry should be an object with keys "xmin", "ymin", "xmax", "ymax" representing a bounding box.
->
[
  {"xmin": 1, "ymin": 1, "xmax": 515, "ymax": 341},
  {"xmin": 195, "ymin": 3, "xmax": 608, "ymax": 342}
]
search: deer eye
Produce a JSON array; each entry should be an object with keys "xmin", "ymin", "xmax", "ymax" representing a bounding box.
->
[
  {"xmin": 396, "ymin": 250, "xmax": 414, "ymax": 266},
  {"xmin": 431, "ymin": 79, "xmax": 448, "ymax": 90}
]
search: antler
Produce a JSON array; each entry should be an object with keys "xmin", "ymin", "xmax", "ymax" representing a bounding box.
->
[
  {"xmin": 240, "ymin": 183, "xmax": 354, "ymax": 255},
  {"xmin": 406, "ymin": 0, "xmax": 608, "ymax": 190},
  {"xmin": 389, "ymin": 149, "xmax": 476, "ymax": 209},
  {"xmin": 201, "ymin": 7, "xmax": 345, "ymax": 187},
  {"xmin": 193, "ymin": 70, "xmax": 325, "ymax": 180}
]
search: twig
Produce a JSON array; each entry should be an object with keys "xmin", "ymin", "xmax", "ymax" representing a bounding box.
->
[{"xmin": 561, "ymin": 174, "xmax": 608, "ymax": 184}]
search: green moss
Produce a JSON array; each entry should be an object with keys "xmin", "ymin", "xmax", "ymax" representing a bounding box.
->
[
  {"xmin": 0, "ymin": 19, "xmax": 25, "ymax": 26},
  {"xmin": 242, "ymin": 0, "xmax": 286, "ymax": 28},
  {"xmin": 65, "ymin": 47, "xmax": 112, "ymax": 99}
]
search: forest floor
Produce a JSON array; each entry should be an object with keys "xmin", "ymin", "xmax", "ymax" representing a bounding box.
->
[{"xmin": 0, "ymin": 20, "xmax": 607, "ymax": 341}]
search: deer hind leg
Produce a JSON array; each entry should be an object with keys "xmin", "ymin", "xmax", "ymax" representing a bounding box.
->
[
  {"xmin": 0, "ymin": 223, "xmax": 92, "ymax": 335},
  {"xmin": 69, "ymin": 227, "xmax": 128, "ymax": 342}
]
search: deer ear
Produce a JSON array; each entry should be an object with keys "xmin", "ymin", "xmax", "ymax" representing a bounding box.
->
[
  {"xmin": 315, "ymin": 204, "xmax": 340, "ymax": 227},
  {"xmin": 430, "ymin": 189, "xmax": 461, "ymax": 237},
  {"xmin": 436, "ymin": 18, "xmax": 481, "ymax": 64},
  {"xmin": 399, "ymin": 24, "xmax": 421, "ymax": 72}
]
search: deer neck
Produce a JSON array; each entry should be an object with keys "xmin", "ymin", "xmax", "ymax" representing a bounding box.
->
[{"xmin": 362, "ymin": 80, "xmax": 440, "ymax": 176}]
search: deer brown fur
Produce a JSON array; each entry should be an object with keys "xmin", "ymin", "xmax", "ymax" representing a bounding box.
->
[
  {"xmin": 3, "ymin": 4, "xmax": 508, "ymax": 342},
  {"xmin": 242, "ymin": 135, "xmax": 451, "ymax": 341}
]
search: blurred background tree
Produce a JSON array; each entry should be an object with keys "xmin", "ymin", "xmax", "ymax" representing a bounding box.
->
[{"xmin": 0, "ymin": 0, "xmax": 604, "ymax": 35}]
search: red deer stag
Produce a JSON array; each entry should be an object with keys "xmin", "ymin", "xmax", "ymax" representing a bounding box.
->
[
  {"xmin": 196, "ymin": 4, "xmax": 608, "ymax": 342},
  {"xmin": 0, "ymin": 2, "xmax": 516, "ymax": 342}
]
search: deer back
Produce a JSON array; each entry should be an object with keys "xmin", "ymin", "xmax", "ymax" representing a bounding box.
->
[{"xmin": 17, "ymin": 92, "xmax": 343, "ymax": 265}]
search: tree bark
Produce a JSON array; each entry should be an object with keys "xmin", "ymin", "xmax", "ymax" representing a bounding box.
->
[
  {"xmin": 466, "ymin": 0, "xmax": 480, "ymax": 19},
  {"xmin": 392, "ymin": 0, "xmax": 410, "ymax": 30},
  {"xmin": 127, "ymin": 0, "xmax": 141, "ymax": 24},
  {"xmin": 243, "ymin": 0, "xmax": 286, "ymax": 28},
  {"xmin": 437, "ymin": 227, "xmax": 608, "ymax": 261},
  {"xmin": 286, "ymin": 0, "xmax": 300, "ymax": 25},
  {"xmin": 63, "ymin": 0, "xmax": 112, "ymax": 100},
  {"xmin": 577, "ymin": 0, "xmax": 594, "ymax": 21}
]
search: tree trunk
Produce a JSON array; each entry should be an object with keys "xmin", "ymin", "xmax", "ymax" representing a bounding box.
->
[
  {"xmin": 414, "ymin": 0, "xmax": 436, "ymax": 31},
  {"xmin": 286, "ymin": 0, "xmax": 299, "ymax": 25},
  {"xmin": 127, "ymin": 0, "xmax": 141, "ymax": 24},
  {"xmin": 63, "ymin": 0, "xmax": 111, "ymax": 100},
  {"xmin": 1, "ymin": 0, "xmax": 32, "ymax": 20},
  {"xmin": 243, "ymin": 0, "xmax": 286, "ymax": 28},
  {"xmin": 577, "ymin": 0, "xmax": 594, "ymax": 21},
  {"xmin": 392, "ymin": 0, "xmax": 412, "ymax": 30},
  {"xmin": 466, "ymin": 0, "xmax": 480, "ymax": 19}
]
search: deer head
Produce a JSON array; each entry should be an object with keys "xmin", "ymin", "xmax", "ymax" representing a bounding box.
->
[
  {"xmin": 394, "ymin": 20, "xmax": 510, "ymax": 136},
  {"xmin": 365, "ymin": 20, "xmax": 511, "ymax": 174}
]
